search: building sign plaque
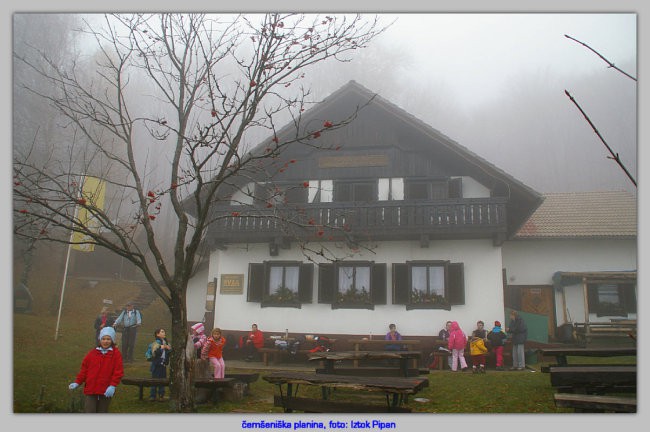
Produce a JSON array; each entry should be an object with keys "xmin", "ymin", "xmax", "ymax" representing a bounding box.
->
[{"xmin": 220, "ymin": 274, "xmax": 244, "ymax": 294}]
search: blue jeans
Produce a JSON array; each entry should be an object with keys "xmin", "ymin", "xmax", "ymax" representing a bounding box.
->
[
  {"xmin": 512, "ymin": 343, "xmax": 525, "ymax": 368},
  {"xmin": 150, "ymin": 364, "xmax": 167, "ymax": 399}
]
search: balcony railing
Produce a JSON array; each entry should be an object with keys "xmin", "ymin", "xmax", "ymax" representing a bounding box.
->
[{"xmin": 210, "ymin": 198, "xmax": 507, "ymax": 243}]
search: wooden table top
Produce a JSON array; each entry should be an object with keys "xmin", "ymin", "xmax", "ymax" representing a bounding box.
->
[
  {"xmin": 348, "ymin": 339, "xmax": 420, "ymax": 344},
  {"xmin": 262, "ymin": 371, "xmax": 429, "ymax": 394},
  {"xmin": 308, "ymin": 350, "xmax": 421, "ymax": 361}
]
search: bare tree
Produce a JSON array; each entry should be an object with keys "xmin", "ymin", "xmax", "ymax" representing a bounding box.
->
[{"xmin": 13, "ymin": 13, "xmax": 384, "ymax": 412}]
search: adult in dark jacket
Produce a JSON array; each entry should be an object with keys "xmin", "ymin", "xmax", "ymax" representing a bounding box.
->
[
  {"xmin": 93, "ymin": 306, "xmax": 115, "ymax": 342},
  {"xmin": 507, "ymin": 310, "xmax": 528, "ymax": 370}
]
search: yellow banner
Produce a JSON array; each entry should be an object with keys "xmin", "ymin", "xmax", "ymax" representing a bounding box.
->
[{"xmin": 71, "ymin": 176, "xmax": 106, "ymax": 252}]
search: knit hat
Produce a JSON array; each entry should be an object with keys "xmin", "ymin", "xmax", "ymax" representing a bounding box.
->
[
  {"xmin": 494, "ymin": 321, "xmax": 501, "ymax": 327},
  {"xmin": 191, "ymin": 322, "xmax": 205, "ymax": 335},
  {"xmin": 99, "ymin": 326, "xmax": 117, "ymax": 342}
]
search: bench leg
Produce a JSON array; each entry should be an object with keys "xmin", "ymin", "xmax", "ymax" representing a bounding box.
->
[{"xmin": 138, "ymin": 384, "xmax": 144, "ymax": 400}]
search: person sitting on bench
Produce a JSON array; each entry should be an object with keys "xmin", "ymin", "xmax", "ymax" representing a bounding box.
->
[
  {"xmin": 243, "ymin": 323, "xmax": 264, "ymax": 361},
  {"xmin": 385, "ymin": 323, "xmax": 404, "ymax": 351}
]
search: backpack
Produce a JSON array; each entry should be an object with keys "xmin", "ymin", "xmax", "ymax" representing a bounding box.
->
[{"xmin": 145, "ymin": 341, "xmax": 160, "ymax": 361}]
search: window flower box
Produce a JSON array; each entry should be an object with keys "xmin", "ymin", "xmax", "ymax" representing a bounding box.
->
[
  {"xmin": 406, "ymin": 289, "xmax": 451, "ymax": 310},
  {"xmin": 261, "ymin": 286, "xmax": 302, "ymax": 308},
  {"xmin": 332, "ymin": 286, "xmax": 374, "ymax": 310}
]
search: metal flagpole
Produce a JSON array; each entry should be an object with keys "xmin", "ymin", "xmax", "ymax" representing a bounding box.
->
[
  {"xmin": 54, "ymin": 175, "xmax": 84, "ymax": 341},
  {"xmin": 54, "ymin": 242, "xmax": 73, "ymax": 340}
]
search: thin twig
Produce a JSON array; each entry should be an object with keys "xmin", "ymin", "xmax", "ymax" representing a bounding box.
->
[
  {"xmin": 565, "ymin": 34, "xmax": 636, "ymax": 81},
  {"xmin": 564, "ymin": 90, "xmax": 636, "ymax": 187}
]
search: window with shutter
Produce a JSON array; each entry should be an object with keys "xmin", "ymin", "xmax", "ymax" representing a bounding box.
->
[
  {"xmin": 392, "ymin": 261, "xmax": 464, "ymax": 310},
  {"xmin": 246, "ymin": 261, "xmax": 313, "ymax": 308},
  {"xmin": 317, "ymin": 261, "xmax": 386, "ymax": 310}
]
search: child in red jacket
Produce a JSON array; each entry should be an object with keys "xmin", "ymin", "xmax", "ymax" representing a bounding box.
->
[
  {"xmin": 68, "ymin": 326, "xmax": 124, "ymax": 413},
  {"xmin": 202, "ymin": 327, "xmax": 226, "ymax": 378}
]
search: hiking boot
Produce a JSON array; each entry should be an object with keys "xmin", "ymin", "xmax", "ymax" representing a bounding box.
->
[{"xmin": 461, "ymin": 367, "xmax": 469, "ymax": 372}]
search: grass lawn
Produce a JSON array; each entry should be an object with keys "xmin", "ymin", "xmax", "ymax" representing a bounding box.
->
[{"xmin": 11, "ymin": 269, "xmax": 635, "ymax": 414}]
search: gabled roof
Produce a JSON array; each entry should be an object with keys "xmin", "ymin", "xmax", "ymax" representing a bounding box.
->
[
  {"xmin": 252, "ymin": 80, "xmax": 543, "ymax": 237},
  {"xmin": 190, "ymin": 80, "xmax": 543, "ymax": 238},
  {"xmin": 515, "ymin": 191, "xmax": 637, "ymax": 239}
]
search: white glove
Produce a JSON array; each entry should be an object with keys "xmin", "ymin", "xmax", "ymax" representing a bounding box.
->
[{"xmin": 68, "ymin": 382, "xmax": 79, "ymax": 390}]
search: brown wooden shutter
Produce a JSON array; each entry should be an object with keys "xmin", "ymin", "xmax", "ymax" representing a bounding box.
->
[
  {"xmin": 392, "ymin": 263, "xmax": 409, "ymax": 304},
  {"xmin": 298, "ymin": 263, "xmax": 314, "ymax": 303},
  {"xmin": 247, "ymin": 263, "xmax": 265, "ymax": 302},
  {"xmin": 318, "ymin": 263, "xmax": 335, "ymax": 303},
  {"xmin": 448, "ymin": 262, "xmax": 465, "ymax": 305},
  {"xmin": 371, "ymin": 263, "xmax": 387, "ymax": 305}
]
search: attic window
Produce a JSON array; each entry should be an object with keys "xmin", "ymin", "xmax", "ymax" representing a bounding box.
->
[
  {"xmin": 404, "ymin": 178, "xmax": 462, "ymax": 200},
  {"xmin": 334, "ymin": 181, "xmax": 375, "ymax": 202}
]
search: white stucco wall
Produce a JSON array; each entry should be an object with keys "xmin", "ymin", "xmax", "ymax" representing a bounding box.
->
[
  {"xmin": 186, "ymin": 267, "xmax": 209, "ymax": 322},
  {"xmin": 502, "ymin": 239, "xmax": 637, "ymax": 325},
  {"xmin": 201, "ymin": 239, "xmax": 504, "ymax": 337},
  {"xmin": 502, "ymin": 239, "xmax": 636, "ymax": 285}
]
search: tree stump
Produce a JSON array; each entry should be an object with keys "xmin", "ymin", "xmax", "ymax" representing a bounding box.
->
[{"xmin": 193, "ymin": 358, "xmax": 213, "ymax": 403}]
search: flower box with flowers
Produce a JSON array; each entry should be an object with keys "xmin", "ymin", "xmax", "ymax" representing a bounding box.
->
[
  {"xmin": 332, "ymin": 286, "xmax": 374, "ymax": 310},
  {"xmin": 261, "ymin": 286, "xmax": 302, "ymax": 308},
  {"xmin": 406, "ymin": 289, "xmax": 451, "ymax": 310}
]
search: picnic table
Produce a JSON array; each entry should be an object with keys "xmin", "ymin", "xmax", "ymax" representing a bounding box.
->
[
  {"xmin": 309, "ymin": 350, "xmax": 422, "ymax": 377},
  {"xmin": 262, "ymin": 370, "xmax": 429, "ymax": 413},
  {"xmin": 347, "ymin": 339, "xmax": 421, "ymax": 367},
  {"xmin": 537, "ymin": 347, "xmax": 637, "ymax": 413}
]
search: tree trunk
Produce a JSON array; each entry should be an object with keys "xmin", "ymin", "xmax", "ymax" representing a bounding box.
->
[{"xmin": 168, "ymin": 291, "xmax": 195, "ymax": 412}]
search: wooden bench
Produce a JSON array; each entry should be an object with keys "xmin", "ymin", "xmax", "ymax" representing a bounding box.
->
[
  {"xmin": 540, "ymin": 363, "xmax": 632, "ymax": 373},
  {"xmin": 429, "ymin": 350, "xmax": 450, "ymax": 370},
  {"xmin": 554, "ymin": 393, "xmax": 636, "ymax": 413},
  {"xmin": 573, "ymin": 321, "xmax": 636, "ymax": 345},
  {"xmin": 538, "ymin": 347, "xmax": 636, "ymax": 367},
  {"xmin": 548, "ymin": 366, "xmax": 636, "ymax": 394},
  {"xmin": 258, "ymin": 347, "xmax": 312, "ymax": 366}
]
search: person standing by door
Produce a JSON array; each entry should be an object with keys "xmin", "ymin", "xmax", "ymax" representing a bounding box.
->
[
  {"xmin": 507, "ymin": 310, "xmax": 528, "ymax": 370},
  {"xmin": 113, "ymin": 301, "xmax": 142, "ymax": 363}
]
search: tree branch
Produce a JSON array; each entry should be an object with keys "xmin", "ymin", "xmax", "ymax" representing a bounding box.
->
[
  {"xmin": 565, "ymin": 34, "xmax": 636, "ymax": 81},
  {"xmin": 564, "ymin": 89, "xmax": 636, "ymax": 187}
]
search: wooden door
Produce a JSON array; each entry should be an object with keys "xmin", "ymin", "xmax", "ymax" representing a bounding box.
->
[{"xmin": 520, "ymin": 286, "xmax": 556, "ymax": 339}]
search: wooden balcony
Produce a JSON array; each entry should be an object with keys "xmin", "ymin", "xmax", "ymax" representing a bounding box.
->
[{"xmin": 209, "ymin": 198, "xmax": 508, "ymax": 245}]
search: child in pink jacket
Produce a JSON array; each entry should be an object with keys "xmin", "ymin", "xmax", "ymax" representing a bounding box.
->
[{"xmin": 447, "ymin": 321, "xmax": 469, "ymax": 372}]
